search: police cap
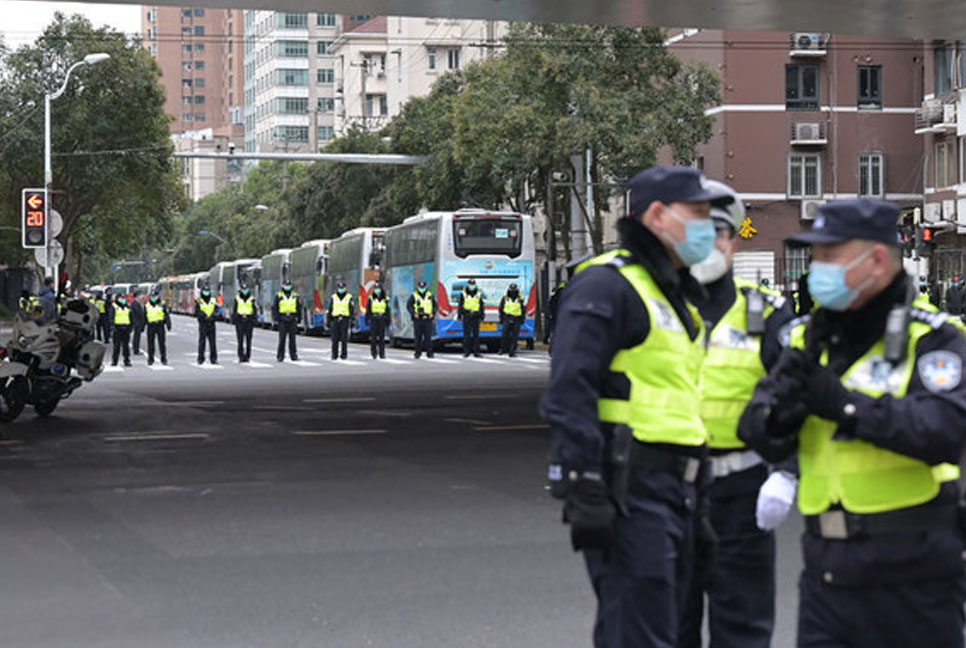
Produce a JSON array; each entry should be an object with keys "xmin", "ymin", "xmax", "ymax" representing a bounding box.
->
[
  {"xmin": 788, "ymin": 198, "xmax": 900, "ymax": 247},
  {"xmin": 628, "ymin": 166, "xmax": 734, "ymax": 217}
]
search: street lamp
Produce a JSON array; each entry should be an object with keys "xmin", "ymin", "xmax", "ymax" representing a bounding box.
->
[
  {"xmin": 45, "ymin": 52, "xmax": 110, "ymax": 294},
  {"xmin": 254, "ymin": 204, "xmax": 270, "ymax": 211},
  {"xmin": 198, "ymin": 230, "xmax": 229, "ymax": 245}
]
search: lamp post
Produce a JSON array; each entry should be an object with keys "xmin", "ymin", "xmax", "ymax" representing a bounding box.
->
[
  {"xmin": 198, "ymin": 229, "xmax": 229, "ymax": 245},
  {"xmin": 45, "ymin": 52, "xmax": 110, "ymax": 295}
]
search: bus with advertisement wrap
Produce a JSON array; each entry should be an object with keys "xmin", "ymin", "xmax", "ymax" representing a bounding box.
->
[
  {"xmin": 289, "ymin": 240, "xmax": 329, "ymax": 333},
  {"xmin": 382, "ymin": 210, "xmax": 536, "ymax": 349},
  {"xmin": 323, "ymin": 228, "xmax": 384, "ymax": 337}
]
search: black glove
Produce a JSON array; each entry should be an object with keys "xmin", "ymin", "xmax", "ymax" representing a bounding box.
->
[
  {"xmin": 563, "ymin": 476, "xmax": 617, "ymax": 554},
  {"xmin": 695, "ymin": 513, "xmax": 718, "ymax": 588},
  {"xmin": 801, "ymin": 360, "xmax": 856, "ymax": 423}
]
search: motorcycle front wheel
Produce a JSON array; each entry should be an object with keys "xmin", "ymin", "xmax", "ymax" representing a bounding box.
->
[{"xmin": 0, "ymin": 376, "xmax": 29, "ymax": 422}]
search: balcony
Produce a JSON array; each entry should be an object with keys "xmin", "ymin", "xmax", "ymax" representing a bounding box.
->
[
  {"xmin": 790, "ymin": 121, "xmax": 828, "ymax": 145},
  {"xmin": 915, "ymin": 99, "xmax": 957, "ymax": 135}
]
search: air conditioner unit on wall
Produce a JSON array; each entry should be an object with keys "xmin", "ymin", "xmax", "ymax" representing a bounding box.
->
[
  {"xmin": 794, "ymin": 122, "xmax": 823, "ymax": 141},
  {"xmin": 792, "ymin": 33, "xmax": 829, "ymax": 51},
  {"xmin": 944, "ymin": 103, "xmax": 957, "ymax": 124},
  {"xmin": 801, "ymin": 199, "xmax": 826, "ymax": 220}
]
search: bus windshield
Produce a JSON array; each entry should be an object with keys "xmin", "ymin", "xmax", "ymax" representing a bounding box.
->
[{"xmin": 453, "ymin": 217, "xmax": 522, "ymax": 258}]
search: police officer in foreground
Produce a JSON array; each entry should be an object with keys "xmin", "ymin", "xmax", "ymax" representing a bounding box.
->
[
  {"xmin": 678, "ymin": 180, "xmax": 795, "ymax": 648},
  {"xmin": 273, "ymin": 280, "xmax": 301, "ymax": 362},
  {"xmin": 195, "ymin": 284, "xmax": 218, "ymax": 364},
  {"xmin": 111, "ymin": 292, "xmax": 133, "ymax": 367},
  {"xmin": 540, "ymin": 166, "xmax": 733, "ymax": 648},
  {"xmin": 130, "ymin": 290, "xmax": 145, "ymax": 356},
  {"xmin": 738, "ymin": 199, "xmax": 966, "ymax": 648},
  {"xmin": 498, "ymin": 283, "xmax": 525, "ymax": 357},
  {"xmin": 233, "ymin": 283, "xmax": 257, "ymax": 363},
  {"xmin": 327, "ymin": 281, "xmax": 354, "ymax": 361},
  {"xmin": 407, "ymin": 280, "xmax": 436, "ymax": 359},
  {"xmin": 458, "ymin": 278, "xmax": 484, "ymax": 358},
  {"xmin": 366, "ymin": 282, "xmax": 390, "ymax": 359},
  {"xmin": 144, "ymin": 289, "xmax": 171, "ymax": 366}
]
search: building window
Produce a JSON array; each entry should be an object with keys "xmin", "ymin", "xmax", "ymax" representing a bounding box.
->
[
  {"xmin": 786, "ymin": 64, "xmax": 820, "ymax": 110},
  {"xmin": 859, "ymin": 153, "xmax": 884, "ymax": 197},
  {"xmin": 350, "ymin": 14, "xmax": 372, "ymax": 22},
  {"xmin": 316, "ymin": 68, "xmax": 334, "ymax": 84},
  {"xmin": 147, "ymin": 27, "xmax": 157, "ymax": 40},
  {"xmin": 278, "ymin": 13, "xmax": 308, "ymax": 28},
  {"xmin": 181, "ymin": 78, "xmax": 193, "ymax": 88},
  {"xmin": 447, "ymin": 48, "xmax": 461, "ymax": 70},
  {"xmin": 194, "ymin": 8, "xmax": 204, "ymax": 16},
  {"xmin": 195, "ymin": 60, "xmax": 205, "ymax": 70},
  {"xmin": 277, "ymin": 40, "xmax": 309, "ymax": 57},
  {"xmin": 317, "ymin": 97, "xmax": 335, "ymax": 112},
  {"xmin": 936, "ymin": 141, "xmax": 954, "ymax": 188},
  {"xmin": 148, "ymin": 44, "xmax": 157, "ymax": 57},
  {"xmin": 195, "ymin": 78, "xmax": 206, "ymax": 88},
  {"xmin": 277, "ymin": 126, "xmax": 309, "ymax": 142},
  {"xmin": 181, "ymin": 8, "xmax": 192, "ymax": 18},
  {"xmin": 194, "ymin": 43, "xmax": 205, "ymax": 52},
  {"xmin": 858, "ymin": 66, "xmax": 882, "ymax": 110},
  {"xmin": 788, "ymin": 153, "xmax": 822, "ymax": 198},
  {"xmin": 365, "ymin": 93, "xmax": 388, "ymax": 117},
  {"xmin": 146, "ymin": 9, "xmax": 156, "ymax": 22},
  {"xmin": 318, "ymin": 126, "xmax": 335, "ymax": 141},
  {"xmin": 317, "ymin": 13, "xmax": 336, "ymax": 26},
  {"xmin": 317, "ymin": 41, "xmax": 333, "ymax": 55},
  {"xmin": 183, "ymin": 96, "xmax": 193, "ymax": 105},
  {"xmin": 936, "ymin": 45, "xmax": 954, "ymax": 95},
  {"xmin": 194, "ymin": 95, "xmax": 206, "ymax": 105},
  {"xmin": 277, "ymin": 69, "xmax": 309, "ymax": 85},
  {"xmin": 427, "ymin": 47, "xmax": 437, "ymax": 71},
  {"xmin": 278, "ymin": 97, "xmax": 308, "ymax": 114},
  {"xmin": 194, "ymin": 26, "xmax": 205, "ymax": 36},
  {"xmin": 195, "ymin": 113, "xmax": 206, "ymax": 122},
  {"xmin": 183, "ymin": 113, "xmax": 193, "ymax": 121},
  {"xmin": 784, "ymin": 244, "xmax": 809, "ymax": 284}
]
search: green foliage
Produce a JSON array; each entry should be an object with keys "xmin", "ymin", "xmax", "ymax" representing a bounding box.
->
[{"xmin": 0, "ymin": 13, "xmax": 183, "ymax": 284}]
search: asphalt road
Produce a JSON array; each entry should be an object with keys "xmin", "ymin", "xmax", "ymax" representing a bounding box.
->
[{"xmin": 0, "ymin": 315, "xmax": 804, "ymax": 647}]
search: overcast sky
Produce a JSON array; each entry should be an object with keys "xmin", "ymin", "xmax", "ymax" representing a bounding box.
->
[{"xmin": 0, "ymin": 1, "xmax": 141, "ymax": 47}]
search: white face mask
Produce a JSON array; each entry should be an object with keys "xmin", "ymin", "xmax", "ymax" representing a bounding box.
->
[{"xmin": 690, "ymin": 248, "xmax": 729, "ymax": 284}]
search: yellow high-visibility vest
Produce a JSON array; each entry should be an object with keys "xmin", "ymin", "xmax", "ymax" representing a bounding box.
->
[
  {"xmin": 146, "ymin": 303, "xmax": 166, "ymax": 323},
  {"xmin": 503, "ymin": 297, "xmax": 523, "ymax": 317},
  {"xmin": 332, "ymin": 293, "xmax": 352, "ymax": 317},
  {"xmin": 114, "ymin": 304, "xmax": 131, "ymax": 326}
]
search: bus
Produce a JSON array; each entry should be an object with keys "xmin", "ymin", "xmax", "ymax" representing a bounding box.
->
[
  {"xmin": 382, "ymin": 210, "xmax": 536, "ymax": 349},
  {"xmin": 207, "ymin": 261, "xmax": 231, "ymax": 318},
  {"xmin": 289, "ymin": 239, "xmax": 329, "ymax": 333},
  {"xmin": 222, "ymin": 258, "xmax": 259, "ymax": 314},
  {"xmin": 168, "ymin": 272, "xmax": 208, "ymax": 314},
  {"xmin": 323, "ymin": 228, "xmax": 384, "ymax": 337},
  {"xmin": 258, "ymin": 248, "xmax": 292, "ymax": 326},
  {"xmin": 135, "ymin": 282, "xmax": 154, "ymax": 304}
]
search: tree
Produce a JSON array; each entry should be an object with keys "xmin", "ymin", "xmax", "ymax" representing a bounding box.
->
[{"xmin": 0, "ymin": 13, "xmax": 183, "ymax": 284}]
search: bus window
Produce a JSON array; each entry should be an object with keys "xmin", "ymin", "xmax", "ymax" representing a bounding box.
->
[{"xmin": 453, "ymin": 218, "xmax": 522, "ymax": 258}]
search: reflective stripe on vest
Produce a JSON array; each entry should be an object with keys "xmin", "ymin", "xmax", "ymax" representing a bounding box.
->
[
  {"xmin": 95, "ymin": 299, "xmax": 106, "ymax": 314},
  {"xmin": 114, "ymin": 305, "xmax": 131, "ymax": 326},
  {"xmin": 416, "ymin": 294, "xmax": 434, "ymax": 316},
  {"xmin": 463, "ymin": 292, "xmax": 481, "ymax": 312},
  {"xmin": 700, "ymin": 278, "xmax": 777, "ymax": 449},
  {"xmin": 236, "ymin": 296, "xmax": 255, "ymax": 316},
  {"xmin": 199, "ymin": 301, "xmax": 216, "ymax": 318},
  {"xmin": 278, "ymin": 293, "xmax": 298, "ymax": 314},
  {"xmin": 146, "ymin": 303, "xmax": 166, "ymax": 323},
  {"xmin": 580, "ymin": 250, "xmax": 707, "ymax": 447},
  {"xmin": 371, "ymin": 297, "xmax": 388, "ymax": 314},
  {"xmin": 791, "ymin": 295, "xmax": 961, "ymax": 515},
  {"xmin": 503, "ymin": 297, "xmax": 523, "ymax": 317},
  {"xmin": 332, "ymin": 294, "xmax": 351, "ymax": 317}
]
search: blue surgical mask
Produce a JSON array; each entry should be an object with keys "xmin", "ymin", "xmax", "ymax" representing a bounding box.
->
[
  {"xmin": 663, "ymin": 207, "xmax": 716, "ymax": 267},
  {"xmin": 807, "ymin": 247, "xmax": 874, "ymax": 311}
]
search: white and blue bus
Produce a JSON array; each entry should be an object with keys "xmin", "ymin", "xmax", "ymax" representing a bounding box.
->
[
  {"xmin": 323, "ymin": 228, "xmax": 384, "ymax": 337},
  {"xmin": 382, "ymin": 210, "xmax": 536, "ymax": 349},
  {"xmin": 289, "ymin": 239, "xmax": 329, "ymax": 333},
  {"xmin": 222, "ymin": 258, "xmax": 259, "ymax": 314},
  {"xmin": 258, "ymin": 248, "xmax": 292, "ymax": 326}
]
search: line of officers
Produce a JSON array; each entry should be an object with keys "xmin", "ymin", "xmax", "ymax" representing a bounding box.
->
[
  {"xmin": 96, "ymin": 278, "xmax": 530, "ymax": 366},
  {"xmin": 542, "ymin": 165, "xmax": 966, "ymax": 648}
]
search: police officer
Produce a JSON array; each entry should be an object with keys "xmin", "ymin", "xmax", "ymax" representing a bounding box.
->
[
  {"xmin": 458, "ymin": 278, "xmax": 484, "ymax": 358},
  {"xmin": 111, "ymin": 293, "xmax": 133, "ymax": 367},
  {"xmin": 946, "ymin": 275, "xmax": 965, "ymax": 315},
  {"xmin": 498, "ymin": 283, "xmax": 525, "ymax": 357},
  {"xmin": 273, "ymin": 280, "xmax": 301, "ymax": 362},
  {"xmin": 195, "ymin": 284, "xmax": 218, "ymax": 364},
  {"xmin": 145, "ymin": 289, "xmax": 171, "ymax": 366},
  {"xmin": 366, "ymin": 281, "xmax": 390, "ymax": 359},
  {"xmin": 130, "ymin": 290, "xmax": 145, "ymax": 356},
  {"xmin": 95, "ymin": 288, "xmax": 112, "ymax": 343},
  {"xmin": 327, "ymin": 281, "xmax": 354, "ymax": 360},
  {"xmin": 233, "ymin": 283, "xmax": 257, "ymax": 362},
  {"xmin": 678, "ymin": 180, "xmax": 795, "ymax": 648},
  {"xmin": 407, "ymin": 280, "xmax": 436, "ymax": 359},
  {"xmin": 540, "ymin": 166, "xmax": 733, "ymax": 648},
  {"xmin": 738, "ymin": 199, "xmax": 966, "ymax": 648}
]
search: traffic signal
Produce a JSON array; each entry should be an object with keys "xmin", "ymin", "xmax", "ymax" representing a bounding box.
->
[{"xmin": 21, "ymin": 188, "xmax": 47, "ymax": 249}]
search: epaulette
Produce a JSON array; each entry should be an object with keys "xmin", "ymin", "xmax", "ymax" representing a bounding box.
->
[
  {"xmin": 604, "ymin": 255, "xmax": 631, "ymax": 270},
  {"xmin": 777, "ymin": 314, "xmax": 811, "ymax": 347},
  {"xmin": 910, "ymin": 307, "xmax": 950, "ymax": 330}
]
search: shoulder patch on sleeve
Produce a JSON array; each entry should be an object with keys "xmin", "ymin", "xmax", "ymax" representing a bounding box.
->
[
  {"xmin": 917, "ymin": 350, "xmax": 963, "ymax": 393},
  {"xmin": 910, "ymin": 308, "xmax": 949, "ymax": 330}
]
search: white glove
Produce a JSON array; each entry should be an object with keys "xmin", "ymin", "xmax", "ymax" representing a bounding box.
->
[{"xmin": 756, "ymin": 471, "xmax": 798, "ymax": 531}]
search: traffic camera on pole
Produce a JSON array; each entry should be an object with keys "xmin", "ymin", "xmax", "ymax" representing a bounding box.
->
[{"xmin": 21, "ymin": 188, "xmax": 47, "ymax": 249}]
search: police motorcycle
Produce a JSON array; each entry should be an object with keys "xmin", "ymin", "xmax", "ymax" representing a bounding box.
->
[{"xmin": 0, "ymin": 298, "xmax": 106, "ymax": 422}]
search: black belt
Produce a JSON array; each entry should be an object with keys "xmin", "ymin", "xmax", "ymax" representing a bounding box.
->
[
  {"xmin": 804, "ymin": 505, "xmax": 959, "ymax": 540},
  {"xmin": 628, "ymin": 442, "xmax": 703, "ymax": 484}
]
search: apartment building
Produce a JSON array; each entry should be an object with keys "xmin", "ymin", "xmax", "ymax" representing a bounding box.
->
[{"xmin": 672, "ymin": 31, "xmax": 925, "ymax": 285}]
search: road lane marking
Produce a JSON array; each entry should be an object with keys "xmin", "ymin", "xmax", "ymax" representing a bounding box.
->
[
  {"xmin": 102, "ymin": 366, "xmax": 124, "ymax": 373},
  {"xmin": 104, "ymin": 433, "xmax": 209, "ymax": 442},
  {"xmin": 240, "ymin": 361, "xmax": 273, "ymax": 368},
  {"xmin": 445, "ymin": 394, "xmax": 520, "ymax": 400},
  {"xmin": 473, "ymin": 424, "xmax": 550, "ymax": 432},
  {"xmin": 293, "ymin": 429, "xmax": 387, "ymax": 436},
  {"xmin": 445, "ymin": 417, "xmax": 492, "ymax": 425},
  {"xmin": 146, "ymin": 364, "xmax": 174, "ymax": 371},
  {"xmin": 289, "ymin": 360, "xmax": 322, "ymax": 367},
  {"xmin": 327, "ymin": 359, "xmax": 365, "ymax": 366},
  {"xmin": 192, "ymin": 363, "xmax": 224, "ymax": 370},
  {"xmin": 422, "ymin": 357, "xmax": 457, "ymax": 364},
  {"xmin": 171, "ymin": 400, "xmax": 225, "ymax": 407},
  {"xmin": 379, "ymin": 358, "xmax": 412, "ymax": 365},
  {"xmin": 303, "ymin": 397, "xmax": 376, "ymax": 403}
]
